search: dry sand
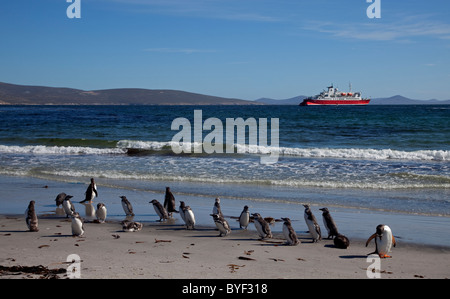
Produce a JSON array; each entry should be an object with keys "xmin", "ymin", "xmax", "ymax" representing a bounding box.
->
[{"xmin": 0, "ymin": 214, "xmax": 449, "ymax": 279}]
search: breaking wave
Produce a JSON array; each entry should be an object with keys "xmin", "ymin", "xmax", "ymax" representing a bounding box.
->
[{"xmin": 0, "ymin": 140, "xmax": 448, "ymax": 162}]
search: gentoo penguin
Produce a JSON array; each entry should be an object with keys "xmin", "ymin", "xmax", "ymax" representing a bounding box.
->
[
  {"xmin": 62, "ymin": 195, "xmax": 75, "ymax": 218},
  {"xmin": 366, "ymin": 224, "xmax": 396, "ymax": 258},
  {"xmin": 211, "ymin": 214, "xmax": 231, "ymax": 237},
  {"xmin": 120, "ymin": 196, "xmax": 134, "ymax": 216},
  {"xmin": 150, "ymin": 199, "xmax": 169, "ymax": 221},
  {"xmin": 71, "ymin": 212, "xmax": 85, "ymax": 237},
  {"xmin": 55, "ymin": 192, "xmax": 66, "ymax": 207},
  {"xmin": 281, "ymin": 217, "xmax": 299, "ymax": 246},
  {"xmin": 212, "ymin": 197, "xmax": 223, "ymax": 217},
  {"xmin": 164, "ymin": 187, "xmax": 178, "ymax": 217},
  {"xmin": 121, "ymin": 220, "xmax": 143, "ymax": 232},
  {"xmin": 25, "ymin": 200, "xmax": 39, "ymax": 232},
  {"xmin": 252, "ymin": 213, "xmax": 272, "ymax": 239},
  {"xmin": 183, "ymin": 206, "xmax": 196, "ymax": 230},
  {"xmin": 95, "ymin": 203, "xmax": 107, "ymax": 223},
  {"xmin": 80, "ymin": 178, "xmax": 98, "ymax": 204},
  {"xmin": 334, "ymin": 234, "xmax": 350, "ymax": 249},
  {"xmin": 179, "ymin": 201, "xmax": 187, "ymax": 223},
  {"xmin": 303, "ymin": 204, "xmax": 321, "ymax": 243},
  {"xmin": 319, "ymin": 207, "xmax": 339, "ymax": 239},
  {"xmin": 239, "ymin": 205, "xmax": 250, "ymax": 229}
]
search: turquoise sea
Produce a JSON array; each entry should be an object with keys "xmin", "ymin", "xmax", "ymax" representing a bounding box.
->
[{"xmin": 0, "ymin": 105, "xmax": 449, "ymax": 246}]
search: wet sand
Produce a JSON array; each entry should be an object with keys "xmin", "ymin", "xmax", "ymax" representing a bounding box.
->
[{"xmin": 0, "ymin": 214, "xmax": 448, "ymax": 279}]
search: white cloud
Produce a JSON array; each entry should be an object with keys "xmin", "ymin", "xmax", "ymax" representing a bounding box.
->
[{"xmin": 303, "ymin": 16, "xmax": 450, "ymax": 42}]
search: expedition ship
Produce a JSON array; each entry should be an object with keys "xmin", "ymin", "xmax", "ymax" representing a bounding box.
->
[{"xmin": 300, "ymin": 85, "xmax": 370, "ymax": 106}]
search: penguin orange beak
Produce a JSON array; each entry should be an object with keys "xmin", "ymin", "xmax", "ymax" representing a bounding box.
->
[
  {"xmin": 365, "ymin": 233, "xmax": 377, "ymax": 247},
  {"xmin": 392, "ymin": 235, "xmax": 396, "ymax": 248}
]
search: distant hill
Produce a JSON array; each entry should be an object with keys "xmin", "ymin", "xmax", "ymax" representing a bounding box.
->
[
  {"xmin": 0, "ymin": 82, "xmax": 259, "ymax": 105},
  {"xmin": 254, "ymin": 94, "xmax": 450, "ymax": 105},
  {"xmin": 369, "ymin": 95, "xmax": 450, "ymax": 105},
  {"xmin": 255, "ymin": 95, "xmax": 307, "ymax": 105}
]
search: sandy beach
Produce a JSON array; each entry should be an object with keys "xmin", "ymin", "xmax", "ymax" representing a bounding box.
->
[{"xmin": 1, "ymin": 214, "xmax": 448, "ymax": 280}]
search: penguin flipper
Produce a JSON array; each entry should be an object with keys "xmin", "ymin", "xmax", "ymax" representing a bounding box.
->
[{"xmin": 365, "ymin": 233, "xmax": 377, "ymax": 247}]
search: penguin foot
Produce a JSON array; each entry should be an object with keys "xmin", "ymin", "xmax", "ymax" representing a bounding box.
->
[{"xmin": 379, "ymin": 254, "xmax": 392, "ymax": 258}]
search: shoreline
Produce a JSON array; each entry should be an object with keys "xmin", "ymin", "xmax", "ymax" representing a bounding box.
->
[{"xmin": 1, "ymin": 214, "xmax": 449, "ymax": 279}]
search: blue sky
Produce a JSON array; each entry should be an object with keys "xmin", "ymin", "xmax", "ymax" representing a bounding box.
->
[{"xmin": 1, "ymin": 0, "xmax": 450, "ymax": 100}]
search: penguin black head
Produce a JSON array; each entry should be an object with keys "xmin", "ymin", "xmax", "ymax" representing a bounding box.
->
[
  {"xmin": 150, "ymin": 199, "xmax": 158, "ymax": 204},
  {"xmin": 251, "ymin": 213, "xmax": 261, "ymax": 219},
  {"xmin": 97, "ymin": 203, "xmax": 105, "ymax": 209},
  {"xmin": 243, "ymin": 205, "xmax": 249, "ymax": 211},
  {"xmin": 376, "ymin": 224, "xmax": 386, "ymax": 236},
  {"xmin": 120, "ymin": 196, "xmax": 127, "ymax": 200},
  {"xmin": 319, "ymin": 207, "xmax": 329, "ymax": 214},
  {"xmin": 303, "ymin": 204, "xmax": 310, "ymax": 209},
  {"xmin": 281, "ymin": 217, "xmax": 292, "ymax": 224},
  {"xmin": 64, "ymin": 195, "xmax": 73, "ymax": 201}
]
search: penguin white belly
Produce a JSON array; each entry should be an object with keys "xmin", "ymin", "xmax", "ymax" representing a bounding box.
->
[
  {"xmin": 305, "ymin": 220, "xmax": 320, "ymax": 241},
  {"xmin": 96, "ymin": 207, "xmax": 107, "ymax": 223},
  {"xmin": 185, "ymin": 210, "xmax": 195, "ymax": 229},
  {"xmin": 71, "ymin": 218, "xmax": 84, "ymax": 236},
  {"xmin": 180, "ymin": 209, "xmax": 186, "ymax": 222},
  {"xmin": 153, "ymin": 205, "xmax": 163, "ymax": 218},
  {"xmin": 377, "ymin": 227, "xmax": 393, "ymax": 256},
  {"xmin": 63, "ymin": 201, "xmax": 73, "ymax": 216},
  {"xmin": 282, "ymin": 224, "xmax": 291, "ymax": 242},
  {"xmin": 239, "ymin": 212, "xmax": 249, "ymax": 229},
  {"xmin": 283, "ymin": 224, "xmax": 293, "ymax": 244},
  {"xmin": 254, "ymin": 221, "xmax": 265, "ymax": 238}
]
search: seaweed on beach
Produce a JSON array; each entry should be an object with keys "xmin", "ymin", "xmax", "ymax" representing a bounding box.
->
[{"xmin": 0, "ymin": 265, "xmax": 66, "ymax": 279}]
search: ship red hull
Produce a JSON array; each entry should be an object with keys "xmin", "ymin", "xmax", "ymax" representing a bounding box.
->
[{"xmin": 300, "ymin": 99, "xmax": 370, "ymax": 106}]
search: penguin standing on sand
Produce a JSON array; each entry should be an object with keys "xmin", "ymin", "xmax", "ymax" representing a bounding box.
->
[
  {"xmin": 25, "ymin": 200, "xmax": 39, "ymax": 232},
  {"xmin": 212, "ymin": 198, "xmax": 223, "ymax": 217},
  {"xmin": 55, "ymin": 192, "xmax": 66, "ymax": 207},
  {"xmin": 95, "ymin": 203, "xmax": 107, "ymax": 223},
  {"xmin": 62, "ymin": 195, "xmax": 75, "ymax": 218},
  {"xmin": 211, "ymin": 214, "xmax": 231, "ymax": 237},
  {"xmin": 183, "ymin": 206, "xmax": 196, "ymax": 230},
  {"xmin": 252, "ymin": 213, "xmax": 272, "ymax": 239},
  {"xmin": 150, "ymin": 199, "xmax": 169, "ymax": 221},
  {"xmin": 71, "ymin": 212, "xmax": 85, "ymax": 237},
  {"xmin": 319, "ymin": 207, "xmax": 339, "ymax": 239},
  {"xmin": 282, "ymin": 217, "xmax": 299, "ymax": 245},
  {"xmin": 239, "ymin": 205, "xmax": 250, "ymax": 229},
  {"xmin": 366, "ymin": 224, "xmax": 396, "ymax": 258},
  {"xmin": 164, "ymin": 187, "xmax": 178, "ymax": 218},
  {"xmin": 80, "ymin": 178, "xmax": 98, "ymax": 204},
  {"xmin": 120, "ymin": 196, "xmax": 134, "ymax": 217},
  {"xmin": 303, "ymin": 204, "xmax": 321, "ymax": 243}
]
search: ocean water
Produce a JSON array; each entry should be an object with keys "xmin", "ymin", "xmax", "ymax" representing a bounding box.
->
[{"xmin": 0, "ymin": 105, "xmax": 449, "ymax": 246}]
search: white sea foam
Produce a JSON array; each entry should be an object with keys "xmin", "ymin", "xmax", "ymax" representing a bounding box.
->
[
  {"xmin": 0, "ymin": 145, "xmax": 126, "ymax": 155},
  {"xmin": 116, "ymin": 140, "xmax": 449, "ymax": 161},
  {"xmin": 0, "ymin": 141, "xmax": 448, "ymax": 162}
]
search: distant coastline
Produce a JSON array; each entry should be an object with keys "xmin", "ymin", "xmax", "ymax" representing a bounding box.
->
[{"xmin": 1, "ymin": 82, "xmax": 449, "ymax": 105}]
